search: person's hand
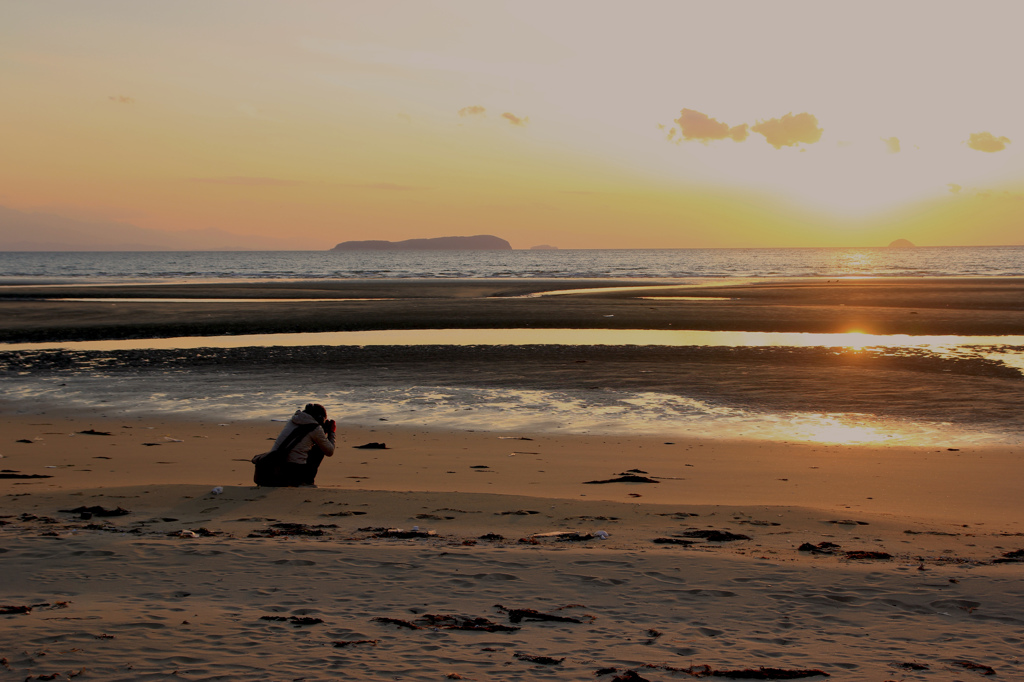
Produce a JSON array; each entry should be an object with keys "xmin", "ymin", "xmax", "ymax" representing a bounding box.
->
[{"xmin": 325, "ymin": 419, "xmax": 336, "ymax": 434}]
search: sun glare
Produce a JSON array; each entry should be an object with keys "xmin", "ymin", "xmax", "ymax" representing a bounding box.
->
[{"xmin": 797, "ymin": 418, "xmax": 894, "ymax": 445}]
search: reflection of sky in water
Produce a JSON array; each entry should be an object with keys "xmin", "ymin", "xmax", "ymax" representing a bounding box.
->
[
  {"xmin": 3, "ymin": 329, "xmax": 1024, "ymax": 374},
  {"xmin": 4, "ymin": 328, "xmax": 1022, "ymax": 446},
  {"xmin": 3, "ymin": 373, "xmax": 1014, "ymax": 447}
]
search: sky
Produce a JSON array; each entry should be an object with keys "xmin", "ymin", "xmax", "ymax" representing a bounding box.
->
[{"xmin": 2, "ymin": 0, "xmax": 1023, "ymax": 249}]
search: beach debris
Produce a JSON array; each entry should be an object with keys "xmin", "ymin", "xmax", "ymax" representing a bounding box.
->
[
  {"xmin": 798, "ymin": 541, "xmax": 842, "ymax": 555},
  {"xmin": 249, "ymin": 522, "xmax": 332, "ymax": 537},
  {"xmin": 15, "ymin": 439, "xmax": 33, "ymax": 443},
  {"xmin": 584, "ymin": 474, "xmax": 659, "ymax": 484},
  {"xmin": 210, "ymin": 486, "xmax": 224, "ymax": 495},
  {"xmin": 367, "ymin": 527, "xmax": 437, "ymax": 539},
  {"xmin": 513, "ymin": 652, "xmax": 564, "ymax": 665},
  {"xmin": 894, "ymin": 662, "xmax": 929, "ymax": 671},
  {"xmin": 353, "ymin": 442, "xmax": 388, "ymax": 449},
  {"xmin": 692, "ymin": 665, "xmax": 830, "ymax": 679},
  {"xmin": 471, "ymin": 465, "xmax": 489, "ymax": 469},
  {"xmin": 525, "ymin": 530, "xmax": 599, "ymax": 542},
  {"xmin": 322, "ymin": 510, "xmax": 367, "ymax": 517},
  {"xmin": 497, "ymin": 509, "xmax": 540, "ymax": 515},
  {"xmin": 172, "ymin": 528, "xmax": 219, "ymax": 538},
  {"xmin": 332, "ymin": 639, "xmax": 379, "ymax": 647},
  {"xmin": 142, "ymin": 442, "xmax": 162, "ymax": 446},
  {"xmin": 610, "ymin": 671, "xmax": 651, "ymax": 682},
  {"xmin": 637, "ymin": 664, "xmax": 828, "ymax": 679},
  {"xmin": 260, "ymin": 615, "xmax": 324, "ymax": 626},
  {"xmin": 495, "ymin": 605, "xmax": 589, "ymax": 624},
  {"xmin": 653, "ymin": 537, "xmax": 696, "ymax": 546},
  {"xmin": 844, "ymin": 551, "xmax": 892, "ymax": 560},
  {"xmin": 79, "ymin": 429, "xmax": 113, "ymax": 436},
  {"xmin": 0, "ymin": 472, "xmax": 52, "ymax": 479},
  {"xmin": 163, "ymin": 436, "xmax": 183, "ymax": 442},
  {"xmin": 594, "ymin": 530, "xmax": 610, "ymax": 539},
  {"xmin": 59, "ymin": 505, "xmax": 130, "ymax": 517},
  {"xmin": 992, "ymin": 549, "xmax": 1024, "ymax": 563},
  {"xmin": 949, "ymin": 659, "xmax": 995, "ymax": 675},
  {"xmin": 0, "ymin": 605, "xmax": 32, "ymax": 615},
  {"xmin": 498, "ymin": 436, "xmax": 533, "ymax": 440},
  {"xmin": 372, "ymin": 614, "xmax": 518, "ymax": 632},
  {"xmin": 681, "ymin": 530, "xmax": 751, "ymax": 542},
  {"xmin": 478, "ymin": 533, "xmax": 505, "ymax": 541},
  {"xmin": 828, "ymin": 519, "xmax": 869, "ymax": 526},
  {"xmin": 420, "ymin": 614, "xmax": 519, "ymax": 632},
  {"xmin": 374, "ymin": 616, "xmax": 422, "ymax": 629}
]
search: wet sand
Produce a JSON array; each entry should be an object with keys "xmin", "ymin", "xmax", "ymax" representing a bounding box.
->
[
  {"xmin": 2, "ymin": 277, "xmax": 1024, "ymax": 342},
  {"xmin": 2, "ymin": 278, "xmax": 1024, "ymax": 680}
]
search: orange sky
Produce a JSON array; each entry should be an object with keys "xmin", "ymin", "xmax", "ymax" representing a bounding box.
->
[{"xmin": 2, "ymin": 1, "xmax": 1023, "ymax": 249}]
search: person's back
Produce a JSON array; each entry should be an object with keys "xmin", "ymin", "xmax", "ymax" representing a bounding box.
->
[{"xmin": 271, "ymin": 403, "xmax": 337, "ymax": 486}]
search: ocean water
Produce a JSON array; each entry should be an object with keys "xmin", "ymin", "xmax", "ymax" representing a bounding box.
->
[{"xmin": 2, "ymin": 245, "xmax": 1024, "ymax": 282}]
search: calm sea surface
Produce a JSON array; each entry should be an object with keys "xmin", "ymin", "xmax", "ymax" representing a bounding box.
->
[{"xmin": 2, "ymin": 246, "xmax": 1023, "ymax": 282}]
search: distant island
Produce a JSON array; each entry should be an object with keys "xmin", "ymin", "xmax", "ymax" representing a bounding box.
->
[
  {"xmin": 888, "ymin": 239, "xmax": 916, "ymax": 248},
  {"xmin": 331, "ymin": 235, "xmax": 512, "ymax": 251},
  {"xmin": 529, "ymin": 244, "xmax": 559, "ymax": 250}
]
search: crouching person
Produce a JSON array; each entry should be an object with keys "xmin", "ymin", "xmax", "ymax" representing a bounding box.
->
[{"xmin": 271, "ymin": 403, "xmax": 336, "ymax": 487}]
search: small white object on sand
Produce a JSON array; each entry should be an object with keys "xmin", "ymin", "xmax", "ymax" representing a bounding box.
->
[{"xmin": 211, "ymin": 486, "xmax": 224, "ymax": 495}]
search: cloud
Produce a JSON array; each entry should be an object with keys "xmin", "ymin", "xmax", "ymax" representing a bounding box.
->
[
  {"xmin": 458, "ymin": 105, "xmax": 486, "ymax": 117},
  {"xmin": 967, "ymin": 131, "xmax": 1011, "ymax": 152},
  {"xmin": 109, "ymin": 95, "xmax": 135, "ymax": 104},
  {"xmin": 751, "ymin": 112, "xmax": 823, "ymax": 149},
  {"xmin": 673, "ymin": 108, "xmax": 748, "ymax": 143},
  {"xmin": 882, "ymin": 137, "xmax": 901, "ymax": 154},
  {"xmin": 190, "ymin": 177, "xmax": 303, "ymax": 186},
  {"xmin": 501, "ymin": 112, "xmax": 529, "ymax": 126},
  {"xmin": 948, "ymin": 183, "xmax": 962, "ymax": 194}
]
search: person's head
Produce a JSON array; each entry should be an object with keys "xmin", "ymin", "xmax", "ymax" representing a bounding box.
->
[{"xmin": 302, "ymin": 403, "xmax": 327, "ymax": 425}]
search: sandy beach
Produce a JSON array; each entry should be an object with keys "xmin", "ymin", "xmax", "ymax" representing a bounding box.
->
[{"xmin": 2, "ymin": 278, "xmax": 1023, "ymax": 680}]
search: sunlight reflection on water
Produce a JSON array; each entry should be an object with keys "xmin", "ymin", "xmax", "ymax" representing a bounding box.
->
[{"xmin": 3, "ymin": 375, "xmax": 1014, "ymax": 447}]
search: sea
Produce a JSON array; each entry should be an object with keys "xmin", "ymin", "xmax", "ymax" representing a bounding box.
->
[
  {"xmin": 2, "ymin": 246, "xmax": 1023, "ymax": 446},
  {"xmin": 2, "ymin": 245, "xmax": 1024, "ymax": 282}
]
